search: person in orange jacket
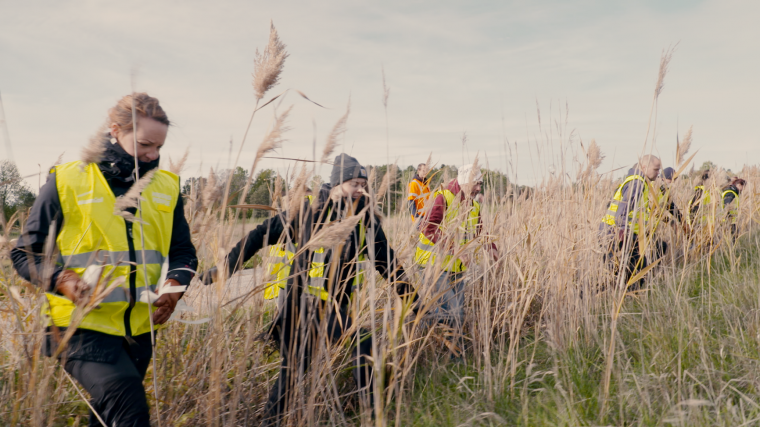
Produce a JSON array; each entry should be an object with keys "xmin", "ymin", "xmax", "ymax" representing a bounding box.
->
[{"xmin": 408, "ymin": 163, "xmax": 430, "ymax": 220}]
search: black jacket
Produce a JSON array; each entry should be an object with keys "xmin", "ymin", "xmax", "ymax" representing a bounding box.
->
[
  {"xmin": 224, "ymin": 184, "xmax": 414, "ymax": 307},
  {"xmin": 11, "ymin": 141, "xmax": 198, "ymax": 362},
  {"xmin": 11, "ymin": 141, "xmax": 197, "ymax": 290},
  {"xmin": 723, "ymin": 185, "xmax": 740, "ymax": 206}
]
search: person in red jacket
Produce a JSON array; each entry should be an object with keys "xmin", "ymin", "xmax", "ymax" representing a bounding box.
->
[{"xmin": 414, "ymin": 164, "xmax": 497, "ymax": 355}]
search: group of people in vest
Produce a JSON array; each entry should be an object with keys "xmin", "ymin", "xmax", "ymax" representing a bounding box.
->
[
  {"xmin": 10, "ymin": 92, "xmax": 495, "ymax": 426},
  {"xmin": 10, "ymin": 92, "xmax": 745, "ymax": 426},
  {"xmin": 599, "ymin": 154, "xmax": 746, "ymax": 289}
]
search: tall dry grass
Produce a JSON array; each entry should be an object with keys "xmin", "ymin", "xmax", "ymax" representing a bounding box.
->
[{"xmin": 2, "ymin": 31, "xmax": 760, "ymax": 427}]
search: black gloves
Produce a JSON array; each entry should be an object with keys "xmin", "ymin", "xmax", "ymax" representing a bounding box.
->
[{"xmin": 200, "ymin": 266, "xmax": 218, "ymax": 286}]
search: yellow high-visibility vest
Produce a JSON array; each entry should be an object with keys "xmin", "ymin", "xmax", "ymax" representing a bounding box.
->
[
  {"xmin": 48, "ymin": 160, "xmax": 178, "ymax": 336},
  {"xmin": 722, "ymin": 189, "xmax": 739, "ymax": 224},
  {"xmin": 601, "ymin": 174, "xmax": 650, "ymax": 234},
  {"xmin": 414, "ymin": 189, "xmax": 481, "ymax": 273},
  {"xmin": 307, "ymin": 214, "xmax": 367, "ymax": 301},
  {"xmin": 263, "ymin": 195, "xmax": 314, "ymax": 300}
]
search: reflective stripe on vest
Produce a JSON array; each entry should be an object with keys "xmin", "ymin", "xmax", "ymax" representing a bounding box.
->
[
  {"xmin": 722, "ymin": 189, "xmax": 739, "ymax": 224},
  {"xmin": 414, "ymin": 189, "xmax": 481, "ymax": 272},
  {"xmin": 263, "ymin": 195, "xmax": 314, "ymax": 300},
  {"xmin": 600, "ymin": 174, "xmax": 650, "ymax": 234},
  {"xmin": 48, "ymin": 160, "xmax": 178, "ymax": 336},
  {"xmin": 307, "ymin": 217, "xmax": 367, "ymax": 301}
]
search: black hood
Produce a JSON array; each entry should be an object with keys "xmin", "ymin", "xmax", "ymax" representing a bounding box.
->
[{"xmin": 98, "ymin": 138, "xmax": 159, "ymax": 188}]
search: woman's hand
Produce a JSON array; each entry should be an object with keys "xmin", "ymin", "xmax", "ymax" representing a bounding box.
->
[
  {"xmin": 56, "ymin": 270, "xmax": 90, "ymax": 304},
  {"xmin": 152, "ymin": 279, "xmax": 183, "ymax": 325}
]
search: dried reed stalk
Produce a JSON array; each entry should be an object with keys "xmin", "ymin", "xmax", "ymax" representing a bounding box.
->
[
  {"xmin": 321, "ymin": 104, "xmax": 350, "ymax": 164},
  {"xmin": 676, "ymin": 126, "xmax": 693, "ymax": 166},
  {"xmin": 81, "ymin": 125, "xmax": 108, "ymax": 165},
  {"xmin": 252, "ymin": 21, "xmax": 289, "ymax": 101}
]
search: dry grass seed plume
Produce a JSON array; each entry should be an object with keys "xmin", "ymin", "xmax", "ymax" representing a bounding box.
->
[
  {"xmin": 377, "ymin": 162, "xmax": 397, "ymax": 200},
  {"xmin": 321, "ymin": 103, "xmax": 350, "ymax": 164},
  {"xmin": 302, "ymin": 206, "xmax": 368, "ymax": 251},
  {"xmin": 252, "ymin": 21, "xmax": 289, "ymax": 101},
  {"xmin": 655, "ymin": 44, "xmax": 677, "ymax": 98},
  {"xmin": 168, "ymin": 148, "xmax": 190, "ymax": 175},
  {"xmin": 677, "ymin": 125, "xmax": 693, "ymax": 165},
  {"xmin": 113, "ymin": 170, "xmax": 156, "ymax": 223},
  {"xmin": 238, "ymin": 106, "xmax": 293, "ymax": 205},
  {"xmin": 81, "ymin": 125, "xmax": 109, "ymax": 165},
  {"xmin": 287, "ymin": 164, "xmax": 308, "ymax": 222}
]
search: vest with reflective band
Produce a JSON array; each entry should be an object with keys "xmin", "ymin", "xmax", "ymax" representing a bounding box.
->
[
  {"xmin": 49, "ymin": 161, "xmax": 178, "ymax": 336},
  {"xmin": 414, "ymin": 189, "xmax": 481, "ymax": 272},
  {"xmin": 263, "ymin": 195, "xmax": 314, "ymax": 300},
  {"xmin": 408, "ymin": 178, "xmax": 430, "ymax": 219},
  {"xmin": 689, "ymin": 185, "xmax": 712, "ymax": 225},
  {"xmin": 307, "ymin": 216, "xmax": 367, "ymax": 301},
  {"xmin": 722, "ymin": 189, "xmax": 739, "ymax": 224},
  {"xmin": 695, "ymin": 185, "xmax": 711, "ymax": 204},
  {"xmin": 601, "ymin": 174, "xmax": 650, "ymax": 234}
]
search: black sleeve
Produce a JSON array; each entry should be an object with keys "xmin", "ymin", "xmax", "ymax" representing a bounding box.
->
[
  {"xmin": 10, "ymin": 171, "xmax": 64, "ymax": 292},
  {"xmin": 369, "ymin": 221, "xmax": 416, "ymax": 298},
  {"xmin": 224, "ymin": 214, "xmax": 286, "ymax": 276},
  {"xmin": 669, "ymin": 200, "xmax": 683, "ymax": 223},
  {"xmin": 165, "ymin": 188, "xmax": 198, "ymax": 286},
  {"xmin": 723, "ymin": 191, "xmax": 736, "ymax": 206},
  {"xmin": 408, "ymin": 199, "xmax": 417, "ymax": 217}
]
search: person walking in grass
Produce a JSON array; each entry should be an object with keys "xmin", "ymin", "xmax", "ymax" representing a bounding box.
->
[
  {"xmin": 408, "ymin": 162, "xmax": 431, "ymax": 221},
  {"xmin": 721, "ymin": 176, "xmax": 745, "ymax": 237},
  {"xmin": 659, "ymin": 166, "xmax": 683, "ymax": 224},
  {"xmin": 11, "ymin": 93, "xmax": 197, "ymax": 426},
  {"xmin": 201, "ymin": 153, "xmax": 418, "ymax": 425},
  {"xmin": 414, "ymin": 163, "xmax": 497, "ymax": 355},
  {"xmin": 600, "ymin": 155, "xmax": 661, "ymax": 289}
]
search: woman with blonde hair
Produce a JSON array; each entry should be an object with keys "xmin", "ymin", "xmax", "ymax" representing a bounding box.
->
[{"xmin": 11, "ymin": 93, "xmax": 197, "ymax": 426}]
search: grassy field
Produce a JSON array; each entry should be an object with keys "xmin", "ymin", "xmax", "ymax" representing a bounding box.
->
[{"xmin": 2, "ymin": 26, "xmax": 759, "ymax": 426}]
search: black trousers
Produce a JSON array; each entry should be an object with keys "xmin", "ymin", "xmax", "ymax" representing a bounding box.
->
[
  {"xmin": 63, "ymin": 337, "xmax": 152, "ymax": 426},
  {"xmin": 263, "ymin": 301, "xmax": 374, "ymax": 426},
  {"xmin": 605, "ymin": 238, "xmax": 667, "ymax": 290}
]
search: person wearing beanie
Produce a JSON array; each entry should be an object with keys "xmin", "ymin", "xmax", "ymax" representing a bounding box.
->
[
  {"xmin": 201, "ymin": 153, "xmax": 417, "ymax": 424},
  {"xmin": 658, "ymin": 166, "xmax": 683, "ymax": 224},
  {"xmin": 414, "ymin": 163, "xmax": 497, "ymax": 357}
]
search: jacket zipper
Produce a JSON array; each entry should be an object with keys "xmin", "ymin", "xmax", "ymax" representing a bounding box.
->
[{"xmin": 124, "ymin": 222, "xmax": 137, "ymax": 337}]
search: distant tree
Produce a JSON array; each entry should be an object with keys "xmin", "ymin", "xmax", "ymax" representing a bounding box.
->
[
  {"xmin": 699, "ymin": 161, "xmax": 717, "ymax": 171},
  {"xmin": 0, "ymin": 160, "xmax": 36, "ymax": 225}
]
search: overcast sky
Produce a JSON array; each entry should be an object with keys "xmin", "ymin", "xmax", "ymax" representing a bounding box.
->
[{"xmin": 1, "ymin": 0, "xmax": 758, "ymax": 189}]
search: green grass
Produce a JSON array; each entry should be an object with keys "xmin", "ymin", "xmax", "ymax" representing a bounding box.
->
[{"xmin": 400, "ymin": 234, "xmax": 760, "ymax": 426}]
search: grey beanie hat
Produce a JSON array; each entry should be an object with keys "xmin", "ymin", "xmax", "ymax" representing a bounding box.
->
[{"xmin": 330, "ymin": 153, "xmax": 367, "ymax": 187}]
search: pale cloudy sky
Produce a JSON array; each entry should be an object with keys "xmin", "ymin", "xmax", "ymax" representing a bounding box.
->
[{"xmin": 1, "ymin": 0, "xmax": 758, "ymax": 189}]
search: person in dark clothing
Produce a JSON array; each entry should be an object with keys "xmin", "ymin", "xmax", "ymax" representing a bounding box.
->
[
  {"xmin": 202, "ymin": 153, "xmax": 417, "ymax": 425},
  {"xmin": 722, "ymin": 177, "xmax": 745, "ymax": 237},
  {"xmin": 599, "ymin": 155, "xmax": 661, "ymax": 290},
  {"xmin": 659, "ymin": 166, "xmax": 683, "ymax": 224},
  {"xmin": 688, "ymin": 169, "xmax": 711, "ymax": 222},
  {"xmin": 11, "ymin": 93, "xmax": 197, "ymax": 427}
]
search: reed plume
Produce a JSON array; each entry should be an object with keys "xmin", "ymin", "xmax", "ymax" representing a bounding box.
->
[
  {"xmin": 203, "ymin": 169, "xmax": 222, "ymax": 208},
  {"xmin": 677, "ymin": 126, "xmax": 693, "ymax": 165},
  {"xmin": 377, "ymin": 162, "xmax": 397, "ymax": 200},
  {"xmin": 655, "ymin": 44, "xmax": 677, "ymax": 98},
  {"xmin": 81, "ymin": 125, "xmax": 109, "ymax": 166},
  {"xmin": 169, "ymin": 148, "xmax": 190, "ymax": 175},
  {"xmin": 113, "ymin": 170, "xmax": 156, "ymax": 223},
  {"xmin": 287, "ymin": 165, "xmax": 308, "ymax": 222},
  {"xmin": 321, "ymin": 103, "xmax": 350, "ymax": 164},
  {"xmin": 302, "ymin": 206, "xmax": 368, "ymax": 251},
  {"xmin": 252, "ymin": 21, "xmax": 288, "ymax": 101},
  {"xmin": 238, "ymin": 106, "xmax": 293, "ymax": 205}
]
